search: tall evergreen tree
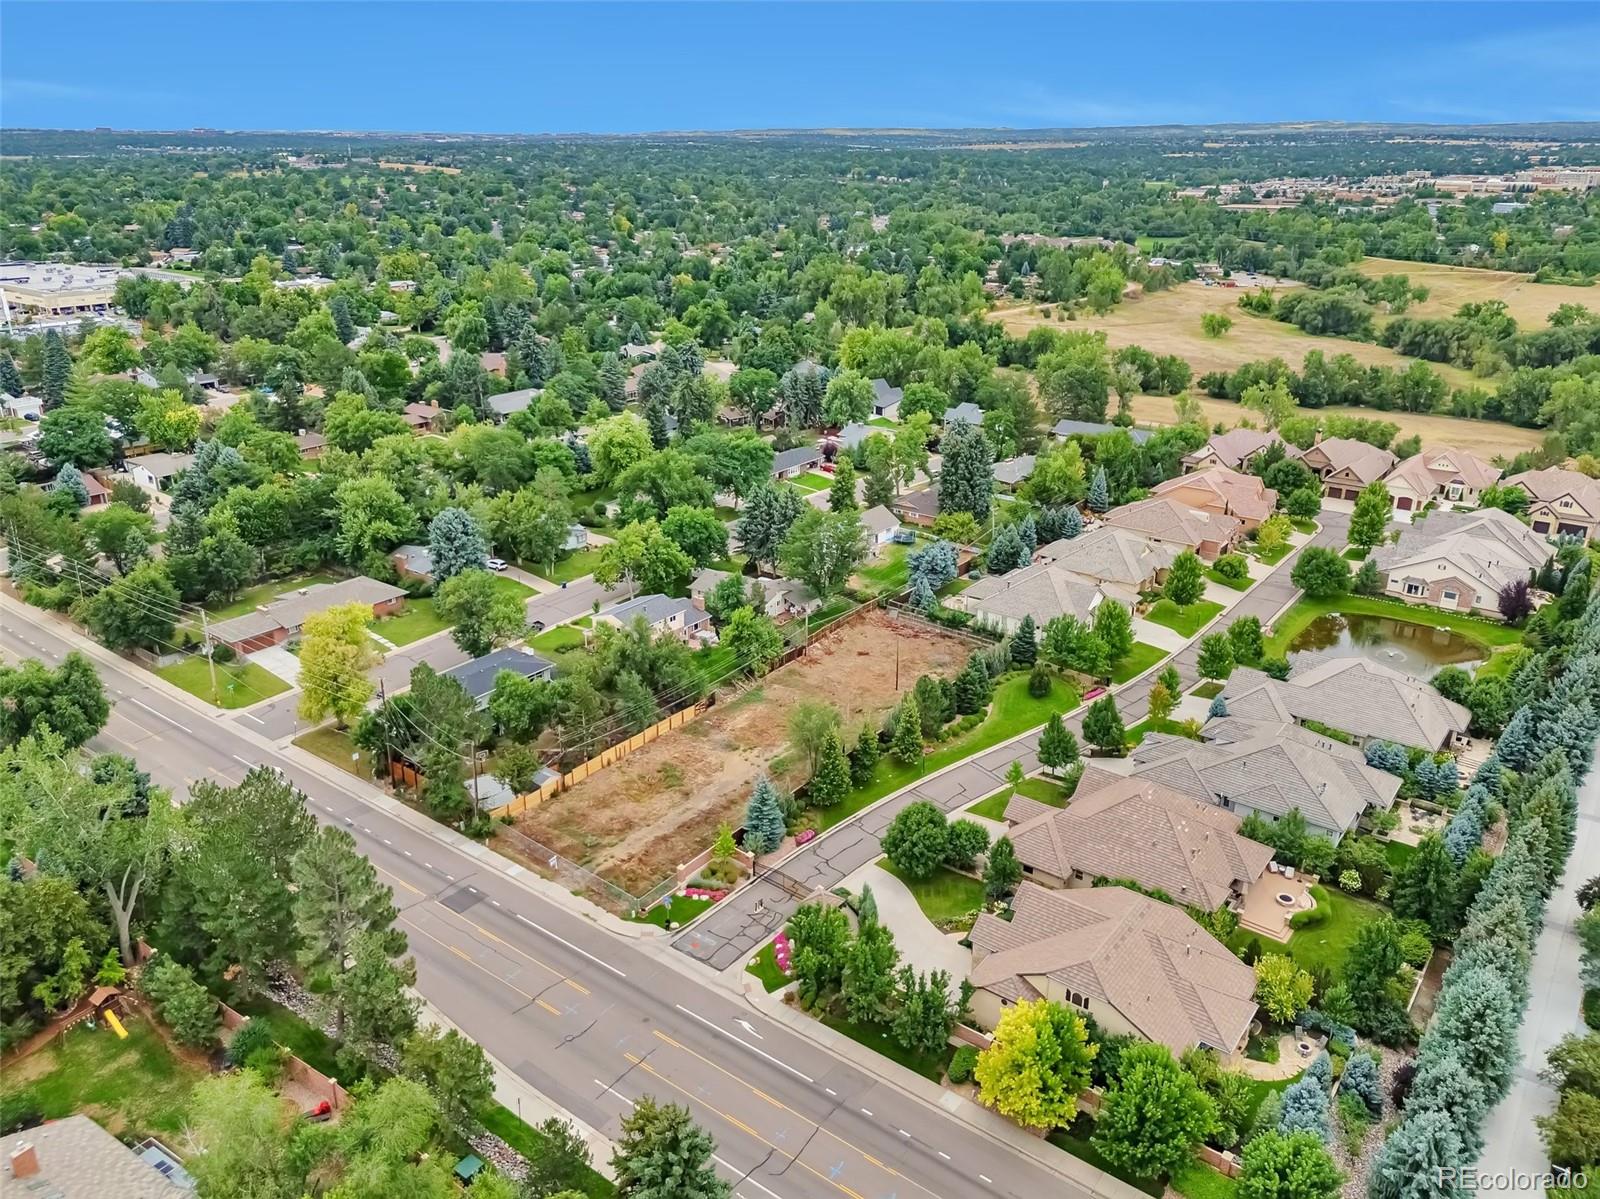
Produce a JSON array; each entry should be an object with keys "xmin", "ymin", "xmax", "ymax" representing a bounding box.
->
[
  {"xmin": 427, "ymin": 506, "xmax": 488, "ymax": 582},
  {"xmin": 743, "ymin": 776, "xmax": 786, "ymax": 855},
  {"xmin": 1011, "ymin": 615, "xmax": 1038, "ymax": 667},
  {"xmin": 808, "ymin": 729, "xmax": 851, "ymax": 807},
  {"xmin": 1393, "ymin": 834, "xmax": 1458, "ymax": 941},
  {"xmin": 611, "ymin": 1099, "xmax": 731, "ymax": 1199},
  {"xmin": 41, "ymin": 331, "xmax": 72, "ymax": 409},
  {"xmin": 851, "ymin": 724, "xmax": 880, "ymax": 787},
  {"xmin": 1087, "ymin": 466, "xmax": 1110, "ymax": 512},
  {"xmin": 1038, "ymin": 714, "xmax": 1079, "ymax": 775},
  {"xmin": 0, "ymin": 353, "xmax": 24, "ymax": 397},
  {"xmin": 938, "ymin": 419, "xmax": 994, "ymax": 523}
]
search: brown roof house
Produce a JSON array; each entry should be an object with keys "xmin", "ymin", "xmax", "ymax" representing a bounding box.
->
[
  {"xmin": 890, "ymin": 484, "xmax": 942, "ymax": 528},
  {"xmin": 1100, "ymin": 497, "xmax": 1242, "ymax": 561},
  {"xmin": 1149, "ymin": 465, "xmax": 1277, "ymax": 530},
  {"xmin": 954, "ymin": 562, "xmax": 1134, "ymax": 636},
  {"xmin": 967, "ymin": 881, "xmax": 1258, "ymax": 1054},
  {"xmin": 1221, "ymin": 657, "xmax": 1470, "ymax": 751},
  {"xmin": 1370, "ymin": 507, "xmax": 1550, "ymax": 617},
  {"xmin": 2, "ymin": 1114, "xmax": 188, "ymax": 1198},
  {"xmin": 1035, "ymin": 524, "xmax": 1177, "ymax": 593},
  {"xmin": 1128, "ymin": 718, "xmax": 1402, "ymax": 842},
  {"xmin": 402, "ymin": 402, "xmax": 444, "ymax": 433},
  {"xmin": 1183, "ymin": 428, "xmax": 1291, "ymax": 473},
  {"xmin": 1298, "ymin": 437, "xmax": 1397, "ymax": 501},
  {"xmin": 1002, "ymin": 767, "xmax": 1274, "ymax": 909},
  {"xmin": 1383, "ymin": 447, "xmax": 1501, "ymax": 514},
  {"xmin": 1507, "ymin": 466, "xmax": 1600, "ymax": 543},
  {"xmin": 207, "ymin": 575, "xmax": 406, "ymax": 653}
]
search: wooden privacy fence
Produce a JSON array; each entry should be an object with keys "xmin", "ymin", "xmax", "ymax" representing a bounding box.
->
[{"xmin": 218, "ymin": 1000, "xmax": 352, "ymax": 1111}]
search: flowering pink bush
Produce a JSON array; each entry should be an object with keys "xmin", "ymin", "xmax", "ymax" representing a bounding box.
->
[
  {"xmin": 684, "ymin": 887, "xmax": 727, "ymax": 902},
  {"xmin": 772, "ymin": 932, "xmax": 792, "ymax": 973},
  {"xmin": 795, "ymin": 829, "xmax": 817, "ymax": 846}
]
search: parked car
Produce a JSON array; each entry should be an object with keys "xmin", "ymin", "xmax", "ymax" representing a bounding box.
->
[{"xmin": 486, "ymin": 557, "xmax": 508, "ymax": 571}]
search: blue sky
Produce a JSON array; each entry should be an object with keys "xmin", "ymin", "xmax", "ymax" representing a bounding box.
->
[{"xmin": 3, "ymin": 2, "xmax": 1597, "ymax": 133}]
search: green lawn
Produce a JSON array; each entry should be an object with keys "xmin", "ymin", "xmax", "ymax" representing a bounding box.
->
[
  {"xmin": 294, "ymin": 725, "xmax": 378, "ymax": 781},
  {"xmin": 1125, "ymin": 716, "xmax": 1202, "ymax": 747},
  {"xmin": 1291, "ymin": 518, "xmax": 1319, "ymax": 534},
  {"xmin": 1192, "ymin": 680, "xmax": 1225, "ymax": 698},
  {"xmin": 542, "ymin": 546, "xmax": 606, "ymax": 584},
  {"xmin": 791, "ymin": 472, "xmax": 834, "ymax": 493},
  {"xmin": 1205, "ymin": 567, "xmax": 1252, "ymax": 591},
  {"xmin": 370, "ymin": 596, "xmax": 451, "ymax": 644},
  {"xmin": 200, "ymin": 571, "xmax": 341, "ymax": 622},
  {"xmin": 869, "ymin": 417, "xmax": 897, "ymax": 428},
  {"xmin": 232, "ymin": 993, "xmax": 343, "ymax": 1079},
  {"xmin": 1171, "ymin": 1161, "xmax": 1239, "ymax": 1199},
  {"xmin": 820, "ymin": 672, "xmax": 1078, "ymax": 829},
  {"xmin": 157, "ymin": 656, "xmax": 290, "ymax": 708},
  {"xmin": 877, "ymin": 861, "xmax": 986, "ymax": 927},
  {"xmin": 0, "ymin": 1014, "xmax": 205, "ymax": 1143},
  {"xmin": 1048, "ymin": 1115, "xmax": 1166, "ymax": 1196},
  {"xmin": 1474, "ymin": 645, "xmax": 1531, "ymax": 681},
  {"xmin": 937, "ymin": 576, "xmax": 973, "ymax": 597},
  {"xmin": 530, "ymin": 624, "xmax": 588, "ymax": 653},
  {"xmin": 852, "ymin": 541, "xmax": 915, "ymax": 594},
  {"xmin": 1253, "ymin": 542, "xmax": 1293, "ymax": 566},
  {"xmin": 629, "ymin": 893, "xmax": 714, "ymax": 928},
  {"xmin": 1384, "ymin": 840, "xmax": 1418, "ymax": 871},
  {"xmin": 968, "ymin": 775, "xmax": 1070, "ymax": 819},
  {"xmin": 746, "ymin": 940, "xmax": 792, "ymax": 993},
  {"xmin": 1263, "ymin": 594, "xmax": 1525, "ymax": 658},
  {"xmin": 1235, "ymin": 884, "xmax": 1389, "ymax": 977},
  {"xmin": 818, "ymin": 1010, "xmax": 952, "ymax": 1082},
  {"xmin": 1111, "ymin": 641, "xmax": 1169, "ymax": 684},
  {"xmin": 1144, "ymin": 598, "xmax": 1224, "ymax": 638},
  {"xmin": 1343, "ymin": 546, "xmax": 1369, "ymax": 561}
]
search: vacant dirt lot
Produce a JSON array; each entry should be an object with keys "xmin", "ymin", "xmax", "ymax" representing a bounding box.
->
[
  {"xmin": 1354, "ymin": 256, "xmax": 1596, "ymax": 328},
  {"xmin": 515, "ymin": 609, "xmax": 972, "ymax": 894},
  {"xmin": 1126, "ymin": 393, "xmax": 1544, "ymax": 458},
  {"xmin": 994, "ymin": 280, "xmax": 1480, "ymax": 391}
]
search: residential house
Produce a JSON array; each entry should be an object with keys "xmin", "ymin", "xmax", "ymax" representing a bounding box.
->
[
  {"xmin": 595, "ymin": 593, "xmax": 714, "ymax": 643},
  {"xmin": 126, "ymin": 451, "xmax": 195, "ymax": 494},
  {"xmin": 954, "ymin": 562, "xmax": 1133, "ymax": 635},
  {"xmin": 1298, "ymin": 437, "xmax": 1398, "ymax": 501},
  {"xmin": 772, "ymin": 445, "xmax": 824, "ymax": 481},
  {"xmin": 1150, "ymin": 465, "xmax": 1277, "ymax": 530},
  {"xmin": 48, "ymin": 470, "xmax": 110, "ymax": 508},
  {"xmin": 1034, "ymin": 524, "xmax": 1177, "ymax": 594},
  {"xmin": 295, "ymin": 430, "xmax": 327, "ymax": 460},
  {"xmin": 1506, "ymin": 466, "xmax": 1600, "ymax": 542},
  {"xmin": 479, "ymin": 351, "xmax": 508, "ymax": 378},
  {"xmin": 1001, "ymin": 768, "xmax": 1275, "ymax": 909},
  {"xmin": 207, "ymin": 575, "xmax": 407, "ymax": 654},
  {"xmin": 942, "ymin": 402, "xmax": 984, "ymax": 427},
  {"xmin": 443, "ymin": 646, "xmax": 556, "ymax": 710},
  {"xmin": 621, "ymin": 340, "xmax": 665, "ymax": 361},
  {"xmin": 402, "ymin": 402, "xmax": 444, "ymax": 433},
  {"xmin": 1052, "ymin": 419, "xmax": 1152, "ymax": 445},
  {"xmin": 1183, "ymin": 428, "xmax": 1289, "ymax": 472},
  {"xmin": 890, "ymin": 485, "xmax": 942, "ymax": 528},
  {"xmin": 1100, "ymin": 497, "xmax": 1243, "ymax": 561},
  {"xmin": 993, "ymin": 455, "xmax": 1037, "ymax": 493},
  {"xmin": 487, "ymin": 387, "xmax": 541, "ymax": 421},
  {"xmin": 2, "ymin": 392, "xmax": 42, "ymax": 421},
  {"xmin": 860, "ymin": 505, "xmax": 901, "ymax": 555},
  {"xmin": 564, "ymin": 523, "xmax": 590, "ymax": 552},
  {"xmin": 391, "ymin": 543, "xmax": 434, "ymax": 583},
  {"xmin": 967, "ymin": 881, "xmax": 1258, "ymax": 1054},
  {"xmin": 1221, "ymin": 657, "xmax": 1470, "ymax": 751},
  {"xmin": 1, "ymin": 1113, "xmax": 189, "ymax": 1198},
  {"xmin": 834, "ymin": 422, "xmax": 874, "ymax": 453},
  {"xmin": 870, "ymin": 378, "xmax": 902, "ymax": 421},
  {"xmin": 1128, "ymin": 718, "xmax": 1402, "ymax": 841},
  {"xmin": 1370, "ymin": 507, "xmax": 1551, "ymax": 616},
  {"xmin": 1384, "ymin": 447, "xmax": 1502, "ymax": 513},
  {"xmin": 690, "ymin": 568, "xmax": 821, "ymax": 620}
]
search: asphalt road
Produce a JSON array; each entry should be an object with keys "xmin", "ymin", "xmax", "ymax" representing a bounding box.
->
[
  {"xmin": 1, "ymin": 598, "xmax": 1084, "ymax": 1199},
  {"xmin": 677, "ymin": 510, "xmax": 1349, "ymax": 972},
  {"xmin": 239, "ymin": 574, "xmax": 624, "ymax": 742}
]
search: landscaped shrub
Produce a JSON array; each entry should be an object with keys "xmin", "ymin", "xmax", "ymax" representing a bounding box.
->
[
  {"xmin": 226, "ymin": 1017, "xmax": 277, "ymax": 1067},
  {"xmin": 1340, "ymin": 1050, "xmax": 1383, "ymax": 1115},
  {"xmin": 1278, "ymin": 1074, "xmax": 1331, "ymax": 1142},
  {"xmin": 947, "ymin": 1045, "xmax": 979, "ymax": 1084},
  {"xmin": 1213, "ymin": 553, "xmax": 1250, "ymax": 581},
  {"xmin": 139, "ymin": 957, "xmax": 219, "ymax": 1048},
  {"xmin": 1288, "ymin": 906, "xmax": 1327, "ymax": 930}
]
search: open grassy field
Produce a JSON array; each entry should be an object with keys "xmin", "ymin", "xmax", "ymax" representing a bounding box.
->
[
  {"xmin": 1353, "ymin": 256, "xmax": 1597, "ymax": 328},
  {"xmin": 1125, "ymin": 392, "xmax": 1544, "ymax": 458},
  {"xmin": 993, "ymin": 280, "xmax": 1480, "ymax": 390}
]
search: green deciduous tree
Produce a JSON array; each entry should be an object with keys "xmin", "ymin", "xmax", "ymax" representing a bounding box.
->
[
  {"xmin": 78, "ymin": 560, "xmax": 180, "ymax": 652},
  {"xmin": 1349, "ymin": 481, "xmax": 1391, "ymax": 551},
  {"xmin": 1254, "ymin": 954, "xmax": 1315, "ymax": 1023},
  {"xmin": 437, "ymin": 567, "xmax": 525, "ymax": 657},
  {"xmin": 1291, "ymin": 547, "xmax": 1351, "ymax": 600},
  {"xmin": 1198, "ymin": 632, "xmax": 1236, "ymax": 681},
  {"xmin": 0, "ymin": 651, "xmax": 108, "ymax": 749},
  {"xmin": 1092, "ymin": 1042, "xmax": 1218, "ymax": 1180},
  {"xmin": 974, "ymin": 998, "xmax": 1096, "ymax": 1130},
  {"xmin": 984, "ymin": 835, "xmax": 1022, "ymax": 900},
  {"xmin": 401, "ymin": 1025, "xmax": 495, "ymax": 1137},
  {"xmin": 297, "ymin": 601, "xmax": 378, "ymax": 727},
  {"xmin": 1038, "ymin": 713, "xmax": 1079, "ymax": 776},
  {"xmin": 780, "ymin": 507, "xmax": 867, "ymax": 599},
  {"xmin": 724, "ymin": 606, "xmax": 784, "ymax": 676},
  {"xmin": 1164, "ymin": 550, "xmax": 1206, "ymax": 606},
  {"xmin": 882, "ymin": 801, "xmax": 948, "ymax": 879},
  {"xmin": 1083, "ymin": 694, "xmax": 1127, "ymax": 755}
]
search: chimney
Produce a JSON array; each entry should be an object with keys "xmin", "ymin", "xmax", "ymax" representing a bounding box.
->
[{"xmin": 9, "ymin": 1142, "xmax": 39, "ymax": 1179}]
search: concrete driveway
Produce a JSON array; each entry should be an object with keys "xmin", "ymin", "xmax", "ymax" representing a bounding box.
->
[
  {"xmin": 847, "ymin": 861, "xmax": 972, "ymax": 994},
  {"xmin": 247, "ymin": 645, "xmax": 300, "ymax": 687}
]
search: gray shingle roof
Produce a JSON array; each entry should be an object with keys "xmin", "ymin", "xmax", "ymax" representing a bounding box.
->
[
  {"xmin": 488, "ymin": 387, "xmax": 541, "ymax": 416},
  {"xmin": 993, "ymin": 455, "xmax": 1037, "ymax": 486},
  {"xmin": 599, "ymin": 593, "xmax": 708, "ymax": 628},
  {"xmin": 0, "ymin": 1114, "xmax": 186, "ymax": 1198},
  {"xmin": 960, "ymin": 562, "xmax": 1128, "ymax": 627},
  {"xmin": 1053, "ymin": 419, "xmax": 1152, "ymax": 445},
  {"xmin": 1222, "ymin": 658, "xmax": 1469, "ymax": 750},
  {"xmin": 1036, "ymin": 524, "xmax": 1176, "ymax": 590},
  {"xmin": 444, "ymin": 647, "xmax": 555, "ymax": 701},
  {"xmin": 969, "ymin": 882, "xmax": 1257, "ymax": 1054},
  {"xmin": 209, "ymin": 575, "xmax": 406, "ymax": 643},
  {"xmin": 943, "ymin": 402, "xmax": 984, "ymax": 426},
  {"xmin": 772, "ymin": 445, "xmax": 823, "ymax": 474}
]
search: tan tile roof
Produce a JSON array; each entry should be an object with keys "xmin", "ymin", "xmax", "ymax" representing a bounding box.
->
[
  {"xmin": 969, "ymin": 882, "xmax": 1258, "ymax": 1054},
  {"xmin": 1187, "ymin": 429, "xmax": 1288, "ymax": 470},
  {"xmin": 1222, "ymin": 658, "xmax": 1469, "ymax": 750},
  {"xmin": 1101, "ymin": 497, "xmax": 1241, "ymax": 550},
  {"xmin": 1036, "ymin": 525, "xmax": 1176, "ymax": 590},
  {"xmin": 1310, "ymin": 437, "xmax": 1397, "ymax": 484},
  {"xmin": 1507, "ymin": 467, "xmax": 1600, "ymax": 516},
  {"xmin": 960, "ymin": 561, "xmax": 1132, "ymax": 627},
  {"xmin": 1372, "ymin": 507, "xmax": 1550, "ymax": 596},
  {"xmin": 1003, "ymin": 767, "xmax": 1274, "ymax": 908},
  {"xmin": 1151, "ymin": 465, "xmax": 1277, "ymax": 524},
  {"xmin": 1385, "ymin": 447, "xmax": 1502, "ymax": 499}
]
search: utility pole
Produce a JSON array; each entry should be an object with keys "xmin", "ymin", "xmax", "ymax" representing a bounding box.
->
[
  {"xmin": 199, "ymin": 608, "xmax": 218, "ymax": 699},
  {"xmin": 376, "ymin": 679, "xmax": 388, "ymax": 786}
]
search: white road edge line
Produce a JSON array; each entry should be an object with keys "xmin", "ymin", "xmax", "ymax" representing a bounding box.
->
[
  {"xmin": 231, "ymin": 754, "xmax": 254, "ymax": 767},
  {"xmin": 938, "ymin": 1151, "xmax": 950, "ymax": 1160},
  {"xmin": 673, "ymin": 1004, "xmax": 813, "ymax": 1083},
  {"xmin": 514, "ymin": 913, "xmax": 627, "ymax": 978},
  {"xmin": 713, "ymin": 1154, "xmax": 783, "ymax": 1199}
]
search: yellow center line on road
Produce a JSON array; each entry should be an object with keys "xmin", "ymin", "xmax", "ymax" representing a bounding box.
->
[
  {"xmin": 649, "ymin": 1030, "xmax": 929, "ymax": 1192},
  {"xmin": 624, "ymin": 1053, "xmax": 869, "ymax": 1199},
  {"xmin": 402, "ymin": 916, "xmax": 545, "ymax": 1008}
]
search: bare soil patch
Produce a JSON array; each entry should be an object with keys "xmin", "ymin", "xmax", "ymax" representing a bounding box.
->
[
  {"xmin": 1354, "ymin": 256, "xmax": 1596, "ymax": 328},
  {"xmin": 1125, "ymin": 392, "xmax": 1544, "ymax": 458},
  {"xmin": 993, "ymin": 280, "xmax": 1480, "ymax": 390},
  {"xmin": 515, "ymin": 609, "xmax": 971, "ymax": 893}
]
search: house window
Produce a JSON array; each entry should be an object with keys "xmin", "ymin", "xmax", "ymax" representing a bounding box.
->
[
  {"xmin": 1446, "ymin": 483, "xmax": 1463, "ymax": 501},
  {"xmin": 1442, "ymin": 589, "xmax": 1457, "ymax": 602},
  {"xmin": 1022, "ymin": 864, "xmax": 1034, "ymax": 874},
  {"xmin": 1405, "ymin": 582, "xmax": 1424, "ymax": 597}
]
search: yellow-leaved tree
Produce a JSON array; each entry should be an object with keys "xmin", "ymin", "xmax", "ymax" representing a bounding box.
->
[
  {"xmin": 297, "ymin": 602, "xmax": 378, "ymax": 728},
  {"xmin": 973, "ymin": 997, "xmax": 1097, "ymax": 1129}
]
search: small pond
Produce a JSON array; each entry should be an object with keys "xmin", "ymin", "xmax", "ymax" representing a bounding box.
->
[{"xmin": 1286, "ymin": 612, "xmax": 1485, "ymax": 675}]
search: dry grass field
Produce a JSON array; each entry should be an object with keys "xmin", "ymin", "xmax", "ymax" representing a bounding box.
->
[
  {"xmin": 1127, "ymin": 393, "xmax": 1545, "ymax": 458},
  {"xmin": 993, "ymin": 281, "xmax": 1480, "ymax": 391},
  {"xmin": 514, "ymin": 609, "xmax": 972, "ymax": 893},
  {"xmin": 1354, "ymin": 257, "xmax": 1597, "ymax": 328}
]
